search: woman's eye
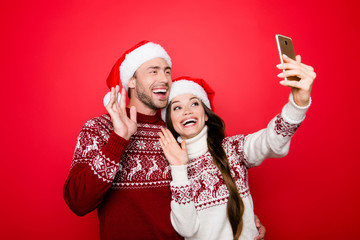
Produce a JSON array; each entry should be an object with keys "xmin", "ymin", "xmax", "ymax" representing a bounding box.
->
[
  {"xmin": 173, "ymin": 106, "xmax": 180, "ymax": 111},
  {"xmin": 192, "ymin": 101, "xmax": 199, "ymax": 106}
]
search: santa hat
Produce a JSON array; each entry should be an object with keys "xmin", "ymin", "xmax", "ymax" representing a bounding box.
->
[
  {"xmin": 103, "ymin": 40, "xmax": 172, "ymax": 106},
  {"xmin": 161, "ymin": 76, "xmax": 215, "ymax": 122}
]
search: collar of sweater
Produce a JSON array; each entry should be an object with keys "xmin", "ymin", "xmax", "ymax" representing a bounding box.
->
[
  {"xmin": 125, "ymin": 108, "xmax": 163, "ymax": 124},
  {"xmin": 177, "ymin": 125, "xmax": 209, "ymax": 159}
]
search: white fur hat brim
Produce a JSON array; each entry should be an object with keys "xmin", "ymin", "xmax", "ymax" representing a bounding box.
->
[
  {"xmin": 161, "ymin": 80, "xmax": 211, "ymax": 122},
  {"xmin": 119, "ymin": 42, "xmax": 172, "ymax": 91}
]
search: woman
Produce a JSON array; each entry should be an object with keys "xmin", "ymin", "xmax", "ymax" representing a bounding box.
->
[{"xmin": 158, "ymin": 55, "xmax": 315, "ymax": 240}]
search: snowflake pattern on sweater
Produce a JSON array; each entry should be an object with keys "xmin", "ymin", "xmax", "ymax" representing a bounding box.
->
[
  {"xmin": 172, "ymin": 135, "xmax": 250, "ymax": 211},
  {"xmin": 171, "ymin": 114, "xmax": 300, "ymax": 211},
  {"xmin": 274, "ymin": 115, "xmax": 301, "ymax": 137},
  {"xmin": 71, "ymin": 114, "xmax": 171, "ymax": 187},
  {"xmin": 112, "ymin": 122, "xmax": 172, "ymax": 189}
]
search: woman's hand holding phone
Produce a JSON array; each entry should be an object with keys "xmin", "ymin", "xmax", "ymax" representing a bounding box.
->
[{"xmin": 275, "ymin": 34, "xmax": 316, "ymax": 107}]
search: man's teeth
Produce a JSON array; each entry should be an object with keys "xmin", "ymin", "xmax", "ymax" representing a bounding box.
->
[
  {"xmin": 153, "ymin": 89, "xmax": 167, "ymax": 94},
  {"xmin": 183, "ymin": 119, "xmax": 197, "ymax": 126}
]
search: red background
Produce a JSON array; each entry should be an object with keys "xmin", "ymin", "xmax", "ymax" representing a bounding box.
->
[{"xmin": 1, "ymin": 0, "xmax": 359, "ymax": 239}]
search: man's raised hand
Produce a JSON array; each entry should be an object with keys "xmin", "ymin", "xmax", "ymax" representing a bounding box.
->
[{"xmin": 105, "ymin": 85, "xmax": 137, "ymax": 140}]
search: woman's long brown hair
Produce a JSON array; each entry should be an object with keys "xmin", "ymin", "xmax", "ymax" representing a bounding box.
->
[{"xmin": 165, "ymin": 102, "xmax": 244, "ymax": 240}]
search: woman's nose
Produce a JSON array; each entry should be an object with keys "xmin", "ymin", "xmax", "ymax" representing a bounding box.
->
[{"xmin": 183, "ymin": 106, "xmax": 192, "ymax": 115}]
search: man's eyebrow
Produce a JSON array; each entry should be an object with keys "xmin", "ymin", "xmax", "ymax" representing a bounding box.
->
[
  {"xmin": 146, "ymin": 66, "xmax": 172, "ymax": 71},
  {"xmin": 146, "ymin": 66, "xmax": 161, "ymax": 70}
]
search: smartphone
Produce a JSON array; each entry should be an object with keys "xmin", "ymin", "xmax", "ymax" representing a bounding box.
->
[{"xmin": 275, "ymin": 34, "xmax": 300, "ymax": 81}]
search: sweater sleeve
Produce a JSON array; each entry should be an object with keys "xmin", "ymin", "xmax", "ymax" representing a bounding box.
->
[
  {"xmin": 243, "ymin": 94, "xmax": 311, "ymax": 168},
  {"xmin": 63, "ymin": 118, "xmax": 130, "ymax": 216},
  {"xmin": 169, "ymin": 165, "xmax": 200, "ymax": 238}
]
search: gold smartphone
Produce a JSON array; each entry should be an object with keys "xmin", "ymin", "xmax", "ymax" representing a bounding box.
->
[{"xmin": 275, "ymin": 34, "xmax": 300, "ymax": 81}]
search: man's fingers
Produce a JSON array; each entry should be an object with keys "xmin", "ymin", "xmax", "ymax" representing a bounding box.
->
[
  {"xmin": 119, "ymin": 87, "xmax": 126, "ymax": 110},
  {"xmin": 130, "ymin": 106, "xmax": 137, "ymax": 123},
  {"xmin": 106, "ymin": 87, "xmax": 116, "ymax": 111}
]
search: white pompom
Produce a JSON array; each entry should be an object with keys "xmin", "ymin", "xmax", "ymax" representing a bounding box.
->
[{"xmin": 103, "ymin": 91, "xmax": 121, "ymax": 107}]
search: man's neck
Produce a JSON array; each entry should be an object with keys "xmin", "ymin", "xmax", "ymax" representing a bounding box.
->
[{"xmin": 127, "ymin": 99, "xmax": 158, "ymax": 116}]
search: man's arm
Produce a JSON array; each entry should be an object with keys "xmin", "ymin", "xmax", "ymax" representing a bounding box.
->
[
  {"xmin": 254, "ymin": 215, "xmax": 266, "ymax": 240},
  {"xmin": 63, "ymin": 119, "xmax": 130, "ymax": 216},
  {"xmin": 63, "ymin": 86, "xmax": 137, "ymax": 216}
]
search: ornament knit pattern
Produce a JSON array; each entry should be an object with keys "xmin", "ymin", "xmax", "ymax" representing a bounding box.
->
[
  {"xmin": 171, "ymin": 135, "xmax": 250, "ymax": 211},
  {"xmin": 274, "ymin": 114, "xmax": 301, "ymax": 137},
  {"xmin": 71, "ymin": 114, "xmax": 171, "ymax": 188},
  {"xmin": 170, "ymin": 114, "xmax": 301, "ymax": 211},
  {"xmin": 112, "ymin": 122, "xmax": 171, "ymax": 189},
  {"xmin": 171, "ymin": 185, "xmax": 193, "ymax": 205}
]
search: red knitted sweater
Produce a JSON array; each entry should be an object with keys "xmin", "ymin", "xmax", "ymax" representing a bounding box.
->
[{"xmin": 63, "ymin": 110, "xmax": 183, "ymax": 240}]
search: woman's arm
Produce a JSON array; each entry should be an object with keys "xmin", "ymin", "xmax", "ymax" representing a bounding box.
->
[
  {"xmin": 244, "ymin": 55, "xmax": 315, "ymax": 167},
  {"xmin": 158, "ymin": 128, "xmax": 200, "ymax": 237}
]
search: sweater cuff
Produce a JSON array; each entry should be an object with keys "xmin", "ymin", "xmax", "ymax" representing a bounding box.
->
[
  {"xmin": 281, "ymin": 93, "xmax": 311, "ymax": 124},
  {"xmin": 170, "ymin": 165, "xmax": 189, "ymax": 184},
  {"xmin": 101, "ymin": 132, "xmax": 130, "ymax": 160}
]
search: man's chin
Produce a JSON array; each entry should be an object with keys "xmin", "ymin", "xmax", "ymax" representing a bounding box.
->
[
  {"xmin": 154, "ymin": 103, "xmax": 168, "ymax": 110},
  {"xmin": 153, "ymin": 99, "xmax": 168, "ymax": 109}
]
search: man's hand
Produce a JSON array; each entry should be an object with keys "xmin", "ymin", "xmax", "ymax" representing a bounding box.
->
[
  {"xmin": 158, "ymin": 128, "xmax": 188, "ymax": 166},
  {"xmin": 105, "ymin": 85, "xmax": 137, "ymax": 140},
  {"xmin": 277, "ymin": 54, "xmax": 316, "ymax": 107},
  {"xmin": 254, "ymin": 214, "xmax": 266, "ymax": 240}
]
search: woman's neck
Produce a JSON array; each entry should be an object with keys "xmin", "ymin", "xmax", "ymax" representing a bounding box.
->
[{"xmin": 177, "ymin": 125, "xmax": 208, "ymax": 159}]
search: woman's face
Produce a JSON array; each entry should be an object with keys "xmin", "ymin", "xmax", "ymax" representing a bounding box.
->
[{"xmin": 170, "ymin": 94, "xmax": 208, "ymax": 140}]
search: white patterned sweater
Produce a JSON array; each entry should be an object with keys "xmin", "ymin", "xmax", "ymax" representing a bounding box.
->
[{"xmin": 169, "ymin": 95, "xmax": 310, "ymax": 240}]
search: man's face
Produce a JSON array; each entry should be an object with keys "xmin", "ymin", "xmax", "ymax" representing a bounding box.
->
[{"xmin": 129, "ymin": 58, "xmax": 172, "ymax": 110}]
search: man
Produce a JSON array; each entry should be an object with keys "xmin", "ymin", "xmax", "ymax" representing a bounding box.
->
[{"xmin": 63, "ymin": 41, "xmax": 265, "ymax": 240}]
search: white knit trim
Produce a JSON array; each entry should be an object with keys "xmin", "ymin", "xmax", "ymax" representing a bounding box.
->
[
  {"xmin": 178, "ymin": 125, "xmax": 209, "ymax": 159},
  {"xmin": 281, "ymin": 93, "xmax": 311, "ymax": 124},
  {"xmin": 161, "ymin": 80, "xmax": 211, "ymax": 122},
  {"xmin": 119, "ymin": 42, "xmax": 172, "ymax": 91}
]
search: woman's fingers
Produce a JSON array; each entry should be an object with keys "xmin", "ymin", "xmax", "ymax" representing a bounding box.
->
[
  {"xmin": 158, "ymin": 136, "xmax": 165, "ymax": 149},
  {"xmin": 158, "ymin": 130, "xmax": 167, "ymax": 143},
  {"xmin": 164, "ymin": 128, "xmax": 177, "ymax": 143},
  {"xmin": 160, "ymin": 128, "xmax": 172, "ymax": 143}
]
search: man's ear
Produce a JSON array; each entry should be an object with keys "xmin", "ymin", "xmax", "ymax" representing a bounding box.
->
[{"xmin": 128, "ymin": 77, "xmax": 136, "ymax": 89}]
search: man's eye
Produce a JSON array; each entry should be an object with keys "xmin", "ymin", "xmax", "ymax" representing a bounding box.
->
[{"xmin": 166, "ymin": 71, "xmax": 171, "ymax": 75}]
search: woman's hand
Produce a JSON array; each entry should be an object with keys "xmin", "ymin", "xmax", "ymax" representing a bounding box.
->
[
  {"xmin": 277, "ymin": 54, "xmax": 316, "ymax": 107},
  {"xmin": 158, "ymin": 128, "xmax": 189, "ymax": 166},
  {"xmin": 105, "ymin": 85, "xmax": 137, "ymax": 140}
]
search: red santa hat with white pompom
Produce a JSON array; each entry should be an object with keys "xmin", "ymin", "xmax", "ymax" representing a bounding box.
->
[
  {"xmin": 103, "ymin": 40, "xmax": 172, "ymax": 106},
  {"xmin": 161, "ymin": 76, "xmax": 215, "ymax": 122}
]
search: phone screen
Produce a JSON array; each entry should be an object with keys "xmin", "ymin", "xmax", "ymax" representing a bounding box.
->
[{"xmin": 275, "ymin": 34, "xmax": 300, "ymax": 81}]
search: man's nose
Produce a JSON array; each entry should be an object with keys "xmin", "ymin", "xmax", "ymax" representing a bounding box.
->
[{"xmin": 158, "ymin": 71, "xmax": 170, "ymax": 83}]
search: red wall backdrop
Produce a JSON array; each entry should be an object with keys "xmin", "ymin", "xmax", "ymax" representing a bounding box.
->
[{"xmin": 1, "ymin": 0, "xmax": 359, "ymax": 239}]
